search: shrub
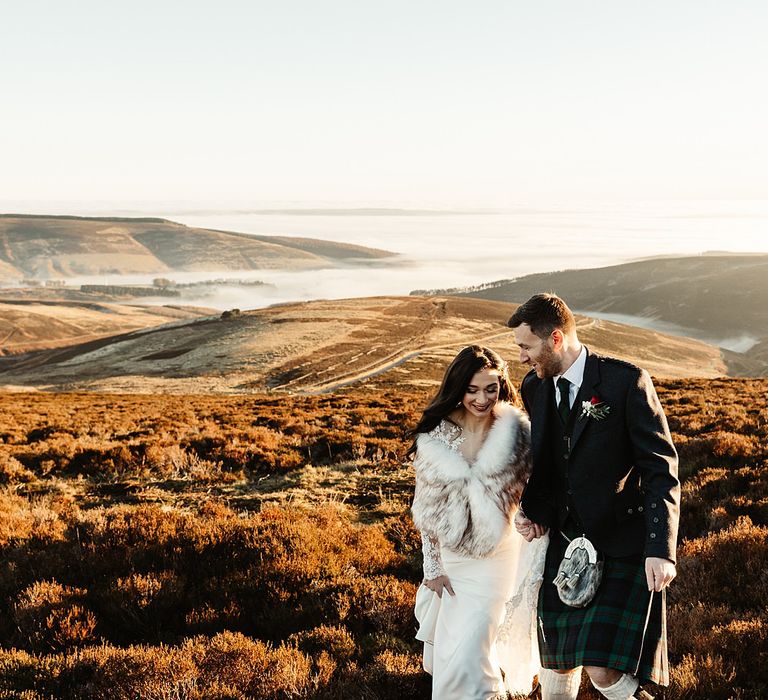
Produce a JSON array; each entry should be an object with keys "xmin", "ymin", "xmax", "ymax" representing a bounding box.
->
[
  {"xmin": 331, "ymin": 574, "xmax": 418, "ymax": 640},
  {"xmin": 187, "ymin": 632, "xmax": 312, "ymax": 699},
  {"xmin": 69, "ymin": 642, "xmax": 199, "ymax": 700},
  {"xmin": 0, "ymin": 648, "xmax": 62, "ymax": 697},
  {"xmin": 0, "ymin": 454, "xmax": 35, "ymax": 484},
  {"xmin": 11, "ymin": 581, "xmax": 98, "ymax": 652},
  {"xmin": 0, "ymin": 490, "xmax": 36, "ymax": 546},
  {"xmin": 675, "ymin": 517, "xmax": 768, "ymax": 610},
  {"xmin": 99, "ymin": 570, "xmax": 186, "ymax": 641},
  {"xmin": 289, "ymin": 625, "xmax": 356, "ymax": 663},
  {"xmin": 668, "ymin": 654, "xmax": 738, "ymax": 700},
  {"xmin": 363, "ymin": 651, "xmax": 430, "ymax": 698}
]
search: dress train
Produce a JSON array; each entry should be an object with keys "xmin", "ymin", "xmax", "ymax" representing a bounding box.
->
[{"xmin": 416, "ymin": 530, "xmax": 548, "ymax": 699}]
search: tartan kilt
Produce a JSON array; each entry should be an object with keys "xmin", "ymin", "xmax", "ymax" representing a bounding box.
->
[{"xmin": 538, "ymin": 532, "xmax": 669, "ymax": 686}]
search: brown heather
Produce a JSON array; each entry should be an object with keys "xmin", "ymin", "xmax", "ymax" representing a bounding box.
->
[{"xmin": 0, "ymin": 378, "xmax": 766, "ymax": 698}]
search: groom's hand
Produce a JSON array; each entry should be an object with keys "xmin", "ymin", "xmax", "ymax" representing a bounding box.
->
[
  {"xmin": 645, "ymin": 557, "xmax": 676, "ymax": 592},
  {"xmin": 514, "ymin": 509, "xmax": 548, "ymax": 542},
  {"xmin": 424, "ymin": 575, "xmax": 455, "ymax": 598}
]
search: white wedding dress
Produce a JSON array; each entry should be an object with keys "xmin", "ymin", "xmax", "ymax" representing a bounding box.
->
[
  {"xmin": 416, "ymin": 530, "xmax": 547, "ymax": 698},
  {"xmin": 413, "ymin": 419, "xmax": 548, "ymax": 699}
]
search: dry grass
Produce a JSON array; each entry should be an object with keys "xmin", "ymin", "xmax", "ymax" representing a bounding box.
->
[
  {"xmin": 0, "ymin": 379, "xmax": 766, "ymax": 697},
  {"xmin": 0, "ymin": 296, "xmax": 729, "ymax": 396},
  {"xmin": 0, "ymin": 299, "xmax": 214, "ymax": 355}
]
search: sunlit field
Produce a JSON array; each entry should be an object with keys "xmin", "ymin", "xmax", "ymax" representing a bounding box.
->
[{"xmin": 0, "ymin": 379, "xmax": 766, "ymax": 699}]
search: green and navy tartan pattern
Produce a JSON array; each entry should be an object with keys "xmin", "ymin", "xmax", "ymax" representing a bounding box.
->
[{"xmin": 538, "ymin": 532, "xmax": 669, "ymax": 686}]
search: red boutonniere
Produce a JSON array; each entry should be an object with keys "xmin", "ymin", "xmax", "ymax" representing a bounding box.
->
[{"xmin": 579, "ymin": 396, "xmax": 611, "ymax": 421}]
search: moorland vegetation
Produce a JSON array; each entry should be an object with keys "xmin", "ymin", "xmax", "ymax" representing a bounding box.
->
[{"xmin": 0, "ymin": 379, "xmax": 766, "ymax": 698}]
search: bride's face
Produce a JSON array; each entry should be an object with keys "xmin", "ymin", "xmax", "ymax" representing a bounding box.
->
[{"xmin": 461, "ymin": 367, "xmax": 500, "ymax": 419}]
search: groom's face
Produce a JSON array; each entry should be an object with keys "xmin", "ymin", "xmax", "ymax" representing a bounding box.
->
[{"xmin": 514, "ymin": 324, "xmax": 562, "ymax": 379}]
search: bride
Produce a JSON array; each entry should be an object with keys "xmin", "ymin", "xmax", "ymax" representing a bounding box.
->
[{"xmin": 408, "ymin": 345, "xmax": 548, "ymax": 699}]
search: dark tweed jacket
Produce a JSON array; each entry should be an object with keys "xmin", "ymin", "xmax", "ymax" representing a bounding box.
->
[{"xmin": 519, "ymin": 348, "xmax": 680, "ymax": 562}]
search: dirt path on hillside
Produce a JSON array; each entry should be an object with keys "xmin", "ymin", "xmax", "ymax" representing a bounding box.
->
[
  {"xmin": 303, "ymin": 328, "xmax": 514, "ymax": 393},
  {"xmin": 298, "ymin": 312, "xmax": 607, "ymax": 394}
]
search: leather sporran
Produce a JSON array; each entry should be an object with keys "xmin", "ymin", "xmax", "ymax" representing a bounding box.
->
[{"xmin": 552, "ymin": 535, "xmax": 603, "ymax": 608}]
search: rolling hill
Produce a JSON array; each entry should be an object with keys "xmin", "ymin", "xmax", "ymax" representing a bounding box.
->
[
  {"xmin": 0, "ymin": 214, "xmax": 395, "ymax": 280},
  {"xmin": 0, "ymin": 296, "xmax": 732, "ymax": 394},
  {"xmin": 0, "ymin": 299, "xmax": 215, "ymax": 356},
  {"xmin": 413, "ymin": 253, "xmax": 768, "ymax": 351}
]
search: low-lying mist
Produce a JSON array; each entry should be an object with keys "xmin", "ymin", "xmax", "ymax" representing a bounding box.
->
[
  {"xmin": 58, "ymin": 245, "xmax": 628, "ymax": 313},
  {"xmin": 577, "ymin": 311, "xmax": 760, "ymax": 353}
]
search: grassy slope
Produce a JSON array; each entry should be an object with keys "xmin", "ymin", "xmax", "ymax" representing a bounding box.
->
[
  {"xmin": 0, "ymin": 299, "xmax": 215, "ymax": 355},
  {"xmin": 0, "ymin": 215, "xmax": 395, "ymax": 279},
  {"xmin": 428, "ymin": 254, "xmax": 768, "ymax": 339},
  {"xmin": 0, "ymin": 296, "xmax": 728, "ymax": 392}
]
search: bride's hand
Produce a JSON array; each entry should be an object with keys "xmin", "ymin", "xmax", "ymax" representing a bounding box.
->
[
  {"xmin": 514, "ymin": 508, "xmax": 533, "ymax": 537},
  {"xmin": 514, "ymin": 509, "xmax": 548, "ymax": 541},
  {"xmin": 424, "ymin": 575, "xmax": 455, "ymax": 598}
]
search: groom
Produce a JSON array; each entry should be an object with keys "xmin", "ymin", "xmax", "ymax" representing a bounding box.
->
[{"xmin": 508, "ymin": 294, "xmax": 680, "ymax": 700}]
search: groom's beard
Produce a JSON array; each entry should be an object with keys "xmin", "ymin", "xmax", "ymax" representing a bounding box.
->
[{"xmin": 535, "ymin": 344, "xmax": 564, "ymax": 379}]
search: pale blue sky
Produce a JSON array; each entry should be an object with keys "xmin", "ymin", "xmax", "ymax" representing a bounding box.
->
[{"xmin": 1, "ymin": 1, "xmax": 767, "ymax": 206}]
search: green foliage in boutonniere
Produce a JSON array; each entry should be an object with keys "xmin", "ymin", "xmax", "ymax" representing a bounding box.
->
[{"xmin": 579, "ymin": 396, "xmax": 611, "ymax": 421}]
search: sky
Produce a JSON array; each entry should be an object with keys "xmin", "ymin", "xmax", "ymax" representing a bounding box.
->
[{"xmin": 1, "ymin": 1, "xmax": 767, "ymax": 207}]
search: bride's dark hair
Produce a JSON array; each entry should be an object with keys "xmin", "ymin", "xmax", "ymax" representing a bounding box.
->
[{"xmin": 406, "ymin": 345, "xmax": 516, "ymax": 457}]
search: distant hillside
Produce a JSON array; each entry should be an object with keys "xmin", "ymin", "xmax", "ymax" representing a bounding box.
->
[
  {"xmin": 0, "ymin": 299, "xmax": 214, "ymax": 355},
  {"xmin": 0, "ymin": 214, "xmax": 395, "ymax": 280},
  {"xmin": 0, "ymin": 296, "xmax": 733, "ymax": 394},
  {"xmin": 414, "ymin": 254, "xmax": 768, "ymax": 349}
]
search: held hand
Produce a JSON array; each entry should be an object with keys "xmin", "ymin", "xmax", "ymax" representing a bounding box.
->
[
  {"xmin": 424, "ymin": 575, "xmax": 455, "ymax": 598},
  {"xmin": 645, "ymin": 557, "xmax": 676, "ymax": 592},
  {"xmin": 513, "ymin": 508, "xmax": 533, "ymax": 538},
  {"xmin": 514, "ymin": 509, "xmax": 548, "ymax": 542}
]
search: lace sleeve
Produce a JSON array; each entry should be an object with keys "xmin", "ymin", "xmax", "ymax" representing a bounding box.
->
[{"xmin": 421, "ymin": 531, "xmax": 446, "ymax": 580}]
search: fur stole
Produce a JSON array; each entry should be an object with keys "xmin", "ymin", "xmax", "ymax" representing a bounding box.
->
[{"xmin": 411, "ymin": 402, "xmax": 531, "ymax": 558}]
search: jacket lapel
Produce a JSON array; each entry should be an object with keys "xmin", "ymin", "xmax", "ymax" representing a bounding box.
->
[
  {"xmin": 530, "ymin": 377, "xmax": 554, "ymax": 463},
  {"xmin": 569, "ymin": 348, "xmax": 601, "ymax": 452}
]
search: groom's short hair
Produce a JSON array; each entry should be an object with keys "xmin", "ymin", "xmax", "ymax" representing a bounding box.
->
[{"xmin": 507, "ymin": 293, "xmax": 576, "ymax": 339}]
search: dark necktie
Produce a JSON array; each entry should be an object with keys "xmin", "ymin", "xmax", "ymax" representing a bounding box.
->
[{"xmin": 557, "ymin": 377, "xmax": 571, "ymax": 423}]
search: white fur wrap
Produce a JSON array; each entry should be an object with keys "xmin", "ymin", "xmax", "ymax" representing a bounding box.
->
[{"xmin": 411, "ymin": 402, "xmax": 531, "ymax": 558}]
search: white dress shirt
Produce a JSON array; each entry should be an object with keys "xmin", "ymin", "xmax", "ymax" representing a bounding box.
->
[{"xmin": 552, "ymin": 345, "xmax": 587, "ymax": 409}]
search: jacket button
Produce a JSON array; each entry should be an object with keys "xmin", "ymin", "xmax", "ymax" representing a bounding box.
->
[
  {"xmin": 651, "ymin": 503, "xmax": 657, "ymax": 508},
  {"xmin": 627, "ymin": 508, "xmax": 633, "ymax": 514},
  {"xmin": 650, "ymin": 533, "xmax": 657, "ymax": 539},
  {"xmin": 638, "ymin": 506, "xmax": 644, "ymax": 512},
  {"xmin": 653, "ymin": 517, "xmax": 659, "ymax": 523}
]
